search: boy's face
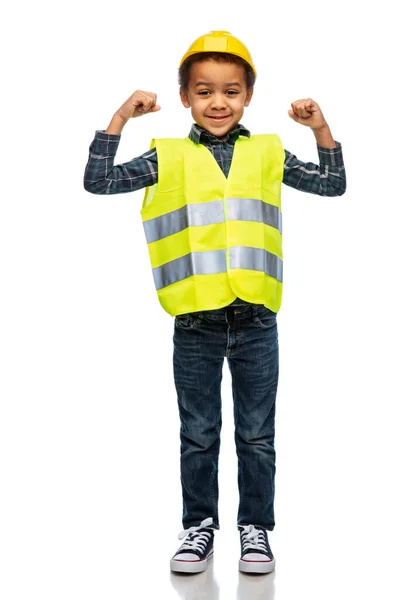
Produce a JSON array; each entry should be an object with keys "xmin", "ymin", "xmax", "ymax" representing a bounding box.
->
[{"xmin": 180, "ymin": 59, "xmax": 253, "ymax": 140}]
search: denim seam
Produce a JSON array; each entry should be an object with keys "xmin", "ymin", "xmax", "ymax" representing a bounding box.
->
[
  {"xmin": 229, "ymin": 359, "xmax": 245, "ymax": 520},
  {"xmin": 210, "ymin": 463, "xmax": 218, "ymax": 526}
]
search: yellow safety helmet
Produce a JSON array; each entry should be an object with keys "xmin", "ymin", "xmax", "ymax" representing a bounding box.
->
[{"xmin": 179, "ymin": 30, "xmax": 256, "ymax": 76}]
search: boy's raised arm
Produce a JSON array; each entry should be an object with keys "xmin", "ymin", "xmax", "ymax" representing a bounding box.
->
[
  {"xmin": 84, "ymin": 90, "xmax": 160, "ymax": 195},
  {"xmin": 105, "ymin": 113, "xmax": 128, "ymax": 136},
  {"xmin": 284, "ymin": 98, "xmax": 346, "ymax": 196},
  {"xmin": 311, "ymin": 125, "xmax": 336, "ymax": 149}
]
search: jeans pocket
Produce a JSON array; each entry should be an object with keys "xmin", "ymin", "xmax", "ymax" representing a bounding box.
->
[
  {"xmin": 174, "ymin": 312, "xmax": 202, "ymax": 329},
  {"xmin": 253, "ymin": 307, "xmax": 277, "ymax": 330}
]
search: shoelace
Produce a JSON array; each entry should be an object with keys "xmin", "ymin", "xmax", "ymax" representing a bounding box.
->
[
  {"xmin": 177, "ymin": 517, "xmax": 215, "ymax": 552},
  {"xmin": 240, "ymin": 524, "xmax": 268, "ymax": 552}
]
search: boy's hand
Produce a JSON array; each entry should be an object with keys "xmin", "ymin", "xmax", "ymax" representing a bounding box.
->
[
  {"xmin": 116, "ymin": 90, "xmax": 161, "ymax": 121},
  {"xmin": 288, "ymin": 98, "xmax": 327, "ymax": 130}
]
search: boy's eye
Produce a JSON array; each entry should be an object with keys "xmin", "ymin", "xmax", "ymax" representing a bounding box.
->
[{"xmin": 197, "ymin": 90, "xmax": 239, "ymax": 96}]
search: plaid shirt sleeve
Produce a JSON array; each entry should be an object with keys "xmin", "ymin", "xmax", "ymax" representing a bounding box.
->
[
  {"xmin": 283, "ymin": 141, "xmax": 346, "ymax": 196},
  {"xmin": 84, "ymin": 130, "xmax": 346, "ymax": 197},
  {"xmin": 83, "ymin": 130, "xmax": 158, "ymax": 194}
]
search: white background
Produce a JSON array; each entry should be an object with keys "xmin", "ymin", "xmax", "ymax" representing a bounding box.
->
[{"xmin": 1, "ymin": 1, "xmax": 415, "ymax": 599}]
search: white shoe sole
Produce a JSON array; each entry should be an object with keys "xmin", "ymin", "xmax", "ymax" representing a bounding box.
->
[
  {"xmin": 170, "ymin": 549, "xmax": 213, "ymax": 574},
  {"xmin": 239, "ymin": 557, "xmax": 275, "ymax": 574}
]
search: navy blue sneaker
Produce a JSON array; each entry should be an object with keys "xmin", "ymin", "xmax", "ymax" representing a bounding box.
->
[
  {"xmin": 170, "ymin": 517, "xmax": 215, "ymax": 574},
  {"xmin": 238, "ymin": 524, "xmax": 275, "ymax": 573}
]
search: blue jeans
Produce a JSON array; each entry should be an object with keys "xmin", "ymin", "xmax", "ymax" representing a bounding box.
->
[{"xmin": 172, "ymin": 299, "xmax": 279, "ymax": 532}]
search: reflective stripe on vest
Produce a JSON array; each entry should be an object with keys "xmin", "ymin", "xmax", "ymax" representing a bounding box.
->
[
  {"xmin": 143, "ymin": 198, "xmax": 282, "ymax": 243},
  {"xmin": 153, "ymin": 247, "xmax": 283, "ymax": 290},
  {"xmin": 230, "ymin": 246, "xmax": 283, "ymax": 282},
  {"xmin": 227, "ymin": 198, "xmax": 282, "ymax": 234},
  {"xmin": 153, "ymin": 249, "xmax": 227, "ymax": 290}
]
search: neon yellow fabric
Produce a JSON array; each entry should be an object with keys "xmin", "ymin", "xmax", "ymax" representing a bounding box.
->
[{"xmin": 141, "ymin": 134, "xmax": 285, "ymax": 316}]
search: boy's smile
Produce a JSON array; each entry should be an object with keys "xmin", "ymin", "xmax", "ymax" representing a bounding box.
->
[{"xmin": 180, "ymin": 59, "xmax": 253, "ymax": 140}]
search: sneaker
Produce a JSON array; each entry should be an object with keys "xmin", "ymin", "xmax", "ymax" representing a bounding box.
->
[
  {"xmin": 238, "ymin": 524, "xmax": 275, "ymax": 573},
  {"xmin": 170, "ymin": 517, "xmax": 215, "ymax": 574}
]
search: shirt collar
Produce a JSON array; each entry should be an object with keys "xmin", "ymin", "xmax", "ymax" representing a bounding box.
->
[{"xmin": 189, "ymin": 122, "xmax": 251, "ymax": 145}]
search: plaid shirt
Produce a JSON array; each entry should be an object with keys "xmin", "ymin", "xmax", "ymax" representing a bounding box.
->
[{"xmin": 84, "ymin": 122, "xmax": 346, "ymax": 196}]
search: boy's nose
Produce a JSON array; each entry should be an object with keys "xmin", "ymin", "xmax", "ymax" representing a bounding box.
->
[{"xmin": 210, "ymin": 94, "xmax": 227, "ymax": 109}]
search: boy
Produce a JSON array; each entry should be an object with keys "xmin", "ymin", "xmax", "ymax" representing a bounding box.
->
[{"xmin": 84, "ymin": 30, "xmax": 346, "ymax": 575}]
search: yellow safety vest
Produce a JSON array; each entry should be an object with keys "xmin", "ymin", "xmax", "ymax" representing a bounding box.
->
[{"xmin": 141, "ymin": 134, "xmax": 285, "ymax": 316}]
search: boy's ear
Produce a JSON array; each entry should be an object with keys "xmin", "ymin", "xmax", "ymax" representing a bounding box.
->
[
  {"xmin": 180, "ymin": 89, "xmax": 191, "ymax": 108},
  {"xmin": 244, "ymin": 89, "xmax": 254, "ymax": 107}
]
